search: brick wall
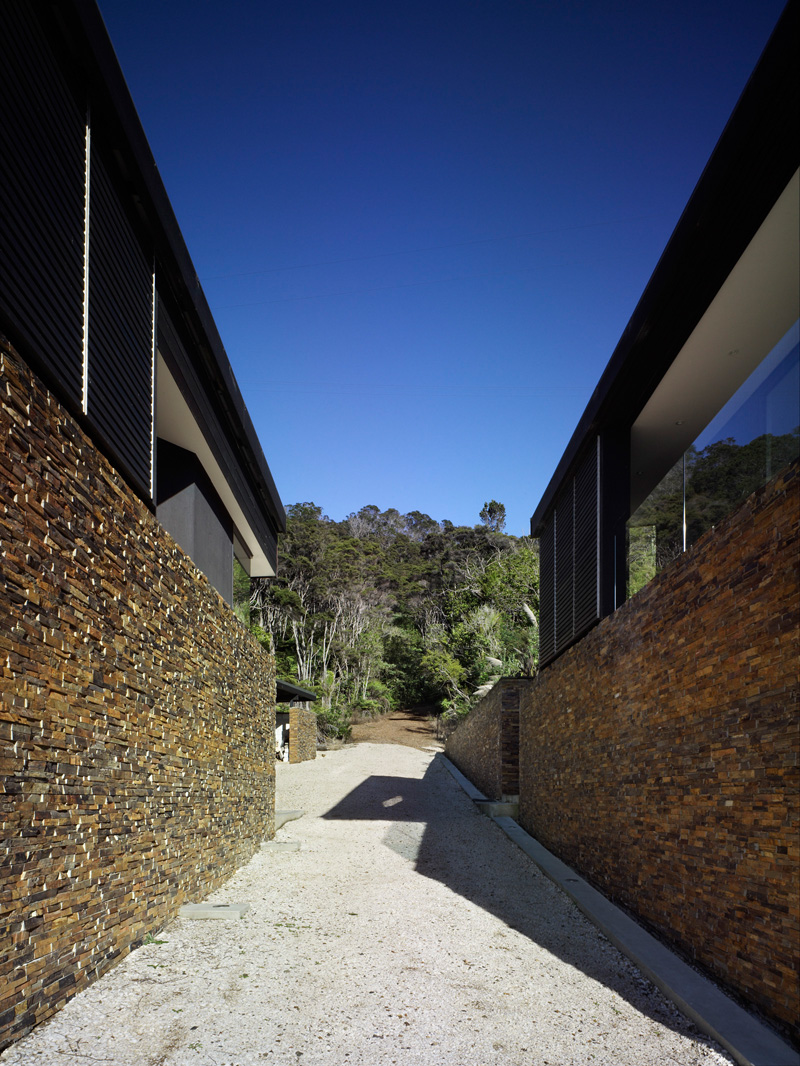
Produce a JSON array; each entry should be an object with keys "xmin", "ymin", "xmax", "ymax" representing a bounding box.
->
[
  {"xmin": 445, "ymin": 679, "xmax": 525, "ymax": 800},
  {"xmin": 520, "ymin": 461, "xmax": 799, "ymax": 1039},
  {"xmin": 0, "ymin": 340, "xmax": 277, "ymax": 1050},
  {"xmin": 288, "ymin": 706, "xmax": 317, "ymax": 763}
]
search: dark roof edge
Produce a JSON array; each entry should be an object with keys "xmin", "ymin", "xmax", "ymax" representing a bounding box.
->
[
  {"xmin": 276, "ymin": 680, "xmax": 318, "ymax": 703},
  {"xmin": 530, "ymin": 0, "xmax": 799, "ymax": 536},
  {"xmin": 70, "ymin": 0, "xmax": 286, "ymax": 536}
]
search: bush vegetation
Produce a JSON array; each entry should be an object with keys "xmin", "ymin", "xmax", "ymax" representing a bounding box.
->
[{"xmin": 235, "ymin": 500, "xmax": 539, "ymax": 736}]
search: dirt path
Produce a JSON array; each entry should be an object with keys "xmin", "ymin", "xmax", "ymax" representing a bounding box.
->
[{"xmin": 349, "ymin": 706, "xmax": 441, "ymax": 749}]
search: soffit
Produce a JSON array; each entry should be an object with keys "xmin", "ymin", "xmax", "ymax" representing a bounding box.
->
[
  {"xmin": 629, "ymin": 168, "xmax": 799, "ymax": 513},
  {"xmin": 156, "ymin": 355, "xmax": 276, "ymax": 577}
]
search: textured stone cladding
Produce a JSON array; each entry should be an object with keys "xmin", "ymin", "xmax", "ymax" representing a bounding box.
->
[
  {"xmin": 446, "ymin": 679, "xmax": 526, "ymax": 800},
  {"xmin": 519, "ymin": 460, "xmax": 799, "ymax": 1039},
  {"xmin": 288, "ymin": 707, "xmax": 317, "ymax": 763},
  {"xmin": 0, "ymin": 341, "xmax": 277, "ymax": 1050}
]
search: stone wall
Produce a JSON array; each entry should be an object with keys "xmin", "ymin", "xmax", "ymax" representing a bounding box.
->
[
  {"xmin": 288, "ymin": 707, "xmax": 317, "ymax": 763},
  {"xmin": 0, "ymin": 340, "xmax": 277, "ymax": 1050},
  {"xmin": 445, "ymin": 679, "xmax": 525, "ymax": 800},
  {"xmin": 520, "ymin": 461, "xmax": 799, "ymax": 1039}
]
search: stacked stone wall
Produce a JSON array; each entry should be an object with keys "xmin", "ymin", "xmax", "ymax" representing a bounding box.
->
[
  {"xmin": 520, "ymin": 461, "xmax": 799, "ymax": 1039},
  {"xmin": 0, "ymin": 340, "xmax": 277, "ymax": 1050},
  {"xmin": 446, "ymin": 679, "xmax": 526, "ymax": 800},
  {"xmin": 288, "ymin": 707, "xmax": 317, "ymax": 763}
]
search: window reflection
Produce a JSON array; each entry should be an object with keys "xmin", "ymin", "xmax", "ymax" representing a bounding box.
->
[{"xmin": 628, "ymin": 322, "xmax": 799, "ymax": 598}]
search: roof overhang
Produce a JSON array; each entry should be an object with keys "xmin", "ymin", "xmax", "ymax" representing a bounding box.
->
[
  {"xmin": 55, "ymin": 1, "xmax": 286, "ymax": 567},
  {"xmin": 276, "ymin": 680, "xmax": 318, "ymax": 704},
  {"xmin": 531, "ymin": 2, "xmax": 799, "ymax": 536},
  {"xmin": 629, "ymin": 169, "xmax": 799, "ymax": 512},
  {"xmin": 156, "ymin": 356, "xmax": 278, "ymax": 576}
]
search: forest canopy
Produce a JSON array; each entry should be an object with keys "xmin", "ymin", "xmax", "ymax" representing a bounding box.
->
[{"xmin": 236, "ymin": 502, "xmax": 539, "ymax": 740}]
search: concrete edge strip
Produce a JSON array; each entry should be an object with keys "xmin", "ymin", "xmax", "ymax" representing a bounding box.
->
[
  {"xmin": 493, "ymin": 819, "xmax": 798, "ymax": 1066},
  {"xmin": 436, "ymin": 756, "xmax": 798, "ymax": 1066},
  {"xmin": 438, "ymin": 754, "xmax": 488, "ymax": 801},
  {"xmin": 178, "ymin": 903, "xmax": 251, "ymax": 920}
]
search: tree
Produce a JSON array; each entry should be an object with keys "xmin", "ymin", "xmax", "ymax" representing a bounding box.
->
[
  {"xmin": 247, "ymin": 497, "xmax": 539, "ymax": 730},
  {"xmin": 479, "ymin": 500, "xmax": 506, "ymax": 533}
]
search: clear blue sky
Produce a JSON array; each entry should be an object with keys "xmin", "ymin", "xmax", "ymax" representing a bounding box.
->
[{"xmin": 99, "ymin": 0, "xmax": 786, "ymax": 536}]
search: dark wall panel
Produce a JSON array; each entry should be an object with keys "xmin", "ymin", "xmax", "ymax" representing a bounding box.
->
[
  {"xmin": 157, "ymin": 304, "xmax": 279, "ymax": 572},
  {"xmin": 554, "ymin": 487, "xmax": 574, "ymax": 655},
  {"xmin": 539, "ymin": 437, "xmax": 601, "ymax": 667},
  {"xmin": 156, "ymin": 439, "xmax": 234, "ymax": 604},
  {"xmin": 0, "ymin": 1, "xmax": 85, "ymax": 401},
  {"xmin": 539, "ymin": 519, "xmax": 555, "ymax": 665},
  {"xmin": 87, "ymin": 145, "xmax": 153, "ymax": 497},
  {"xmin": 573, "ymin": 440, "xmax": 600, "ymax": 636}
]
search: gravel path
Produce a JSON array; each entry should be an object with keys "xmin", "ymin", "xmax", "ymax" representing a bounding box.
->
[{"xmin": 2, "ymin": 743, "xmax": 735, "ymax": 1066}]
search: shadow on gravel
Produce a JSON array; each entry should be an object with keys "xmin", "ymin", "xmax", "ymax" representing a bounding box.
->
[{"xmin": 322, "ymin": 755, "xmax": 724, "ymax": 1055}]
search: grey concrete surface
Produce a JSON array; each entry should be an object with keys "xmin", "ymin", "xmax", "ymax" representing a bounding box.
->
[
  {"xmin": 178, "ymin": 903, "xmax": 251, "ymax": 921},
  {"xmin": 476, "ymin": 799, "xmax": 519, "ymax": 818}
]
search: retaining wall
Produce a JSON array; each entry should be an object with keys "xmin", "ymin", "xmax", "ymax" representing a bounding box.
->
[
  {"xmin": 0, "ymin": 340, "xmax": 277, "ymax": 1049},
  {"xmin": 520, "ymin": 460, "xmax": 799, "ymax": 1039},
  {"xmin": 445, "ymin": 679, "xmax": 525, "ymax": 800},
  {"xmin": 288, "ymin": 706, "xmax": 317, "ymax": 763}
]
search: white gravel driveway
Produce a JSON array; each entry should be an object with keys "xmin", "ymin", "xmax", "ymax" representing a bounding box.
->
[{"xmin": 2, "ymin": 743, "xmax": 735, "ymax": 1066}]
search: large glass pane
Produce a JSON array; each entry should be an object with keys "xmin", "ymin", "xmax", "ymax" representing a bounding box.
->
[
  {"xmin": 686, "ymin": 324, "xmax": 799, "ymax": 547},
  {"xmin": 627, "ymin": 321, "xmax": 799, "ymax": 598},
  {"xmin": 627, "ymin": 456, "xmax": 684, "ymax": 597}
]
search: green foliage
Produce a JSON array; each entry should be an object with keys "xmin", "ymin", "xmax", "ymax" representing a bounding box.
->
[
  {"xmin": 247, "ymin": 499, "xmax": 539, "ymax": 729},
  {"xmin": 479, "ymin": 499, "xmax": 506, "ymax": 533},
  {"xmin": 629, "ymin": 429, "xmax": 799, "ymax": 594},
  {"xmin": 315, "ymin": 703, "xmax": 352, "ymax": 741},
  {"xmin": 627, "ymin": 525, "xmax": 657, "ymax": 598},
  {"xmin": 233, "ymin": 557, "xmax": 251, "ymax": 625}
]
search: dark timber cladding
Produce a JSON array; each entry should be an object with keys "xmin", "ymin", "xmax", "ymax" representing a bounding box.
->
[
  {"xmin": 539, "ymin": 439, "xmax": 600, "ymax": 663},
  {"xmin": 87, "ymin": 142, "xmax": 154, "ymax": 497},
  {"xmin": 0, "ymin": 0, "xmax": 286, "ymax": 569},
  {"xmin": 0, "ymin": 0, "xmax": 154, "ymax": 499},
  {"xmin": 0, "ymin": 1, "xmax": 85, "ymax": 405}
]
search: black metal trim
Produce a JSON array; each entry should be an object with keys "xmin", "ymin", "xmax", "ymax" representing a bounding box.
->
[{"xmin": 276, "ymin": 680, "xmax": 318, "ymax": 704}]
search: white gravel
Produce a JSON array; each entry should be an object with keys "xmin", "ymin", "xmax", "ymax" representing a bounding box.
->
[{"xmin": 2, "ymin": 743, "xmax": 736, "ymax": 1066}]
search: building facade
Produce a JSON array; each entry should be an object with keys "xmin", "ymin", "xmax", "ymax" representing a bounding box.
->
[
  {"xmin": 525, "ymin": 2, "xmax": 798, "ymax": 1039},
  {"xmin": 1, "ymin": 0, "xmax": 285, "ymax": 1048}
]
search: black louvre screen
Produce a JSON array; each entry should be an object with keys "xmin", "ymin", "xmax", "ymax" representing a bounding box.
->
[
  {"xmin": 538, "ymin": 438, "xmax": 600, "ymax": 667},
  {"xmin": 573, "ymin": 443, "xmax": 599, "ymax": 636},
  {"xmin": 554, "ymin": 485, "xmax": 575, "ymax": 655},
  {"xmin": 538, "ymin": 519, "xmax": 555, "ymax": 664},
  {"xmin": 0, "ymin": 1, "xmax": 85, "ymax": 401},
  {"xmin": 86, "ymin": 145, "xmax": 153, "ymax": 497}
]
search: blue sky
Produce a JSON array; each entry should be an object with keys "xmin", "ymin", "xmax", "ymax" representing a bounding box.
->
[{"xmin": 99, "ymin": 0, "xmax": 786, "ymax": 535}]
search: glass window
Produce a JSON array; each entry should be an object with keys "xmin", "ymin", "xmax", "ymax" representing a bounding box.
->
[{"xmin": 628, "ymin": 321, "xmax": 799, "ymax": 598}]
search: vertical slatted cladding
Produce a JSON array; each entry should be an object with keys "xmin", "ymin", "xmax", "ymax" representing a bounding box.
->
[
  {"xmin": 554, "ymin": 484, "xmax": 575, "ymax": 655},
  {"xmin": 538, "ymin": 437, "xmax": 601, "ymax": 667},
  {"xmin": 0, "ymin": 1, "xmax": 85, "ymax": 402},
  {"xmin": 538, "ymin": 518, "xmax": 556, "ymax": 665},
  {"xmin": 86, "ymin": 145, "xmax": 153, "ymax": 497},
  {"xmin": 573, "ymin": 440, "xmax": 600, "ymax": 636}
]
